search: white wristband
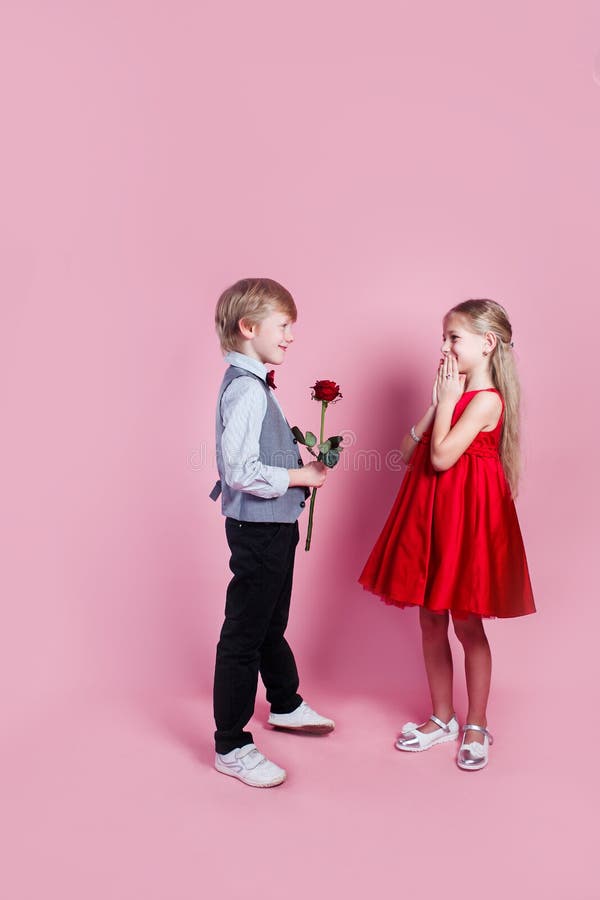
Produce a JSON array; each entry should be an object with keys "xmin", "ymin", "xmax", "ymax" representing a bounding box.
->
[{"xmin": 410, "ymin": 426, "xmax": 421, "ymax": 444}]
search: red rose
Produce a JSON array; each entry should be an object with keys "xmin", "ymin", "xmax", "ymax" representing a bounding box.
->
[{"xmin": 311, "ymin": 380, "xmax": 342, "ymax": 403}]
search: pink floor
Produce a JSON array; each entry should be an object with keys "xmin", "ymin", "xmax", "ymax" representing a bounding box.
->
[{"xmin": 6, "ymin": 643, "xmax": 596, "ymax": 900}]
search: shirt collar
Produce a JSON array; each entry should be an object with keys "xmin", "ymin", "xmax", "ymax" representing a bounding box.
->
[{"xmin": 225, "ymin": 351, "xmax": 268, "ymax": 382}]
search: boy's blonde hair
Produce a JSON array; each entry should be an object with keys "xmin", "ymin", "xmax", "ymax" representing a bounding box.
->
[
  {"xmin": 446, "ymin": 299, "xmax": 522, "ymax": 497},
  {"xmin": 215, "ymin": 278, "xmax": 297, "ymax": 353}
]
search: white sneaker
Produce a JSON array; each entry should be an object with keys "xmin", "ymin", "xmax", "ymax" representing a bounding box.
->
[
  {"xmin": 268, "ymin": 701, "xmax": 335, "ymax": 734},
  {"xmin": 214, "ymin": 743, "xmax": 286, "ymax": 788}
]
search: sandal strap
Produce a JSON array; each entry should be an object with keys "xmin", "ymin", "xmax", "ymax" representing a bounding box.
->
[
  {"xmin": 429, "ymin": 714, "xmax": 452, "ymax": 732},
  {"xmin": 461, "ymin": 723, "xmax": 494, "ymax": 744}
]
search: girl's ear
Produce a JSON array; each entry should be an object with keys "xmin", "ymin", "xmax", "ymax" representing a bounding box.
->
[
  {"xmin": 484, "ymin": 330, "xmax": 497, "ymax": 355},
  {"xmin": 238, "ymin": 317, "xmax": 257, "ymax": 340}
]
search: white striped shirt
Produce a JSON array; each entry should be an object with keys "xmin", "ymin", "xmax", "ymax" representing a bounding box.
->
[{"xmin": 220, "ymin": 352, "xmax": 291, "ymax": 498}]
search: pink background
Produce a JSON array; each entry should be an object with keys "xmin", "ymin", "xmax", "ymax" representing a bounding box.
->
[{"xmin": 2, "ymin": 1, "xmax": 599, "ymax": 898}]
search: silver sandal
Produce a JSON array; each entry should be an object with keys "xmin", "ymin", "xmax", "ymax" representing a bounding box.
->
[
  {"xmin": 395, "ymin": 714, "xmax": 459, "ymax": 752},
  {"xmin": 457, "ymin": 724, "xmax": 494, "ymax": 771}
]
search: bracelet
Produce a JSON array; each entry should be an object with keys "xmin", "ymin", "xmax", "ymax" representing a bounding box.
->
[{"xmin": 410, "ymin": 426, "xmax": 421, "ymax": 444}]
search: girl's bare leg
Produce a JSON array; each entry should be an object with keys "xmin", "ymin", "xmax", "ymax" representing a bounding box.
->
[
  {"xmin": 452, "ymin": 614, "xmax": 492, "ymax": 742},
  {"xmin": 416, "ymin": 608, "xmax": 455, "ymax": 733}
]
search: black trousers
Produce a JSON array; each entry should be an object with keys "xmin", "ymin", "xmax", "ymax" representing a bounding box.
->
[{"xmin": 213, "ymin": 519, "xmax": 303, "ymax": 754}]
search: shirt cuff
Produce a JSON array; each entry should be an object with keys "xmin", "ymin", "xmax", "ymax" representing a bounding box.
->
[{"xmin": 269, "ymin": 465, "xmax": 290, "ymax": 497}]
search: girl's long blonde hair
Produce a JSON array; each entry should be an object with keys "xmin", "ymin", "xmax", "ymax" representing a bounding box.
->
[{"xmin": 447, "ymin": 299, "xmax": 521, "ymax": 496}]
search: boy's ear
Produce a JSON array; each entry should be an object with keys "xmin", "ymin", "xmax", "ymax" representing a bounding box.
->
[{"xmin": 238, "ymin": 317, "xmax": 257, "ymax": 340}]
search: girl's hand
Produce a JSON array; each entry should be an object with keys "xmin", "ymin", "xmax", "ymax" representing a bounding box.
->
[{"xmin": 436, "ymin": 354, "xmax": 466, "ymax": 405}]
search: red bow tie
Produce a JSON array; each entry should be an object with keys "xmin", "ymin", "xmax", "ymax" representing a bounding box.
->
[{"xmin": 266, "ymin": 370, "xmax": 277, "ymax": 390}]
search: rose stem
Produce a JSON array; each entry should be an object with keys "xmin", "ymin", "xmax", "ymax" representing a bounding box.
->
[{"xmin": 305, "ymin": 400, "xmax": 328, "ymax": 551}]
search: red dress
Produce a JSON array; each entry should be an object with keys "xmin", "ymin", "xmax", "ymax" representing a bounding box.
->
[{"xmin": 359, "ymin": 389, "xmax": 535, "ymax": 619}]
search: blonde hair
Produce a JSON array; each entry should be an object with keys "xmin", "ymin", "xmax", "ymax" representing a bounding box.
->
[
  {"xmin": 215, "ymin": 278, "xmax": 297, "ymax": 353},
  {"xmin": 446, "ymin": 299, "xmax": 521, "ymax": 496}
]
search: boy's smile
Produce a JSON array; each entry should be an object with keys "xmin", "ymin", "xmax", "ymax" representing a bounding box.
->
[{"xmin": 241, "ymin": 309, "xmax": 295, "ymax": 366}]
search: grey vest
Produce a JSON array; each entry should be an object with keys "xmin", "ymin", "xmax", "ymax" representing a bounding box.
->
[{"xmin": 210, "ymin": 365, "xmax": 308, "ymax": 523}]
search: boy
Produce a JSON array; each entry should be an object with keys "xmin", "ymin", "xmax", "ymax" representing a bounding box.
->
[{"xmin": 210, "ymin": 278, "xmax": 335, "ymax": 788}]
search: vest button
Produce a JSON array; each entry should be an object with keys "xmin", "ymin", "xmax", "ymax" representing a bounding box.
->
[
  {"xmin": 300, "ymin": 501, "xmax": 306, "ymax": 508},
  {"xmin": 292, "ymin": 438, "xmax": 298, "ymax": 444},
  {"xmin": 297, "ymin": 458, "xmax": 303, "ymax": 465}
]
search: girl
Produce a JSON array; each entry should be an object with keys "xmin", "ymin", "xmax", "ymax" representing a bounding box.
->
[{"xmin": 359, "ymin": 299, "xmax": 535, "ymax": 771}]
